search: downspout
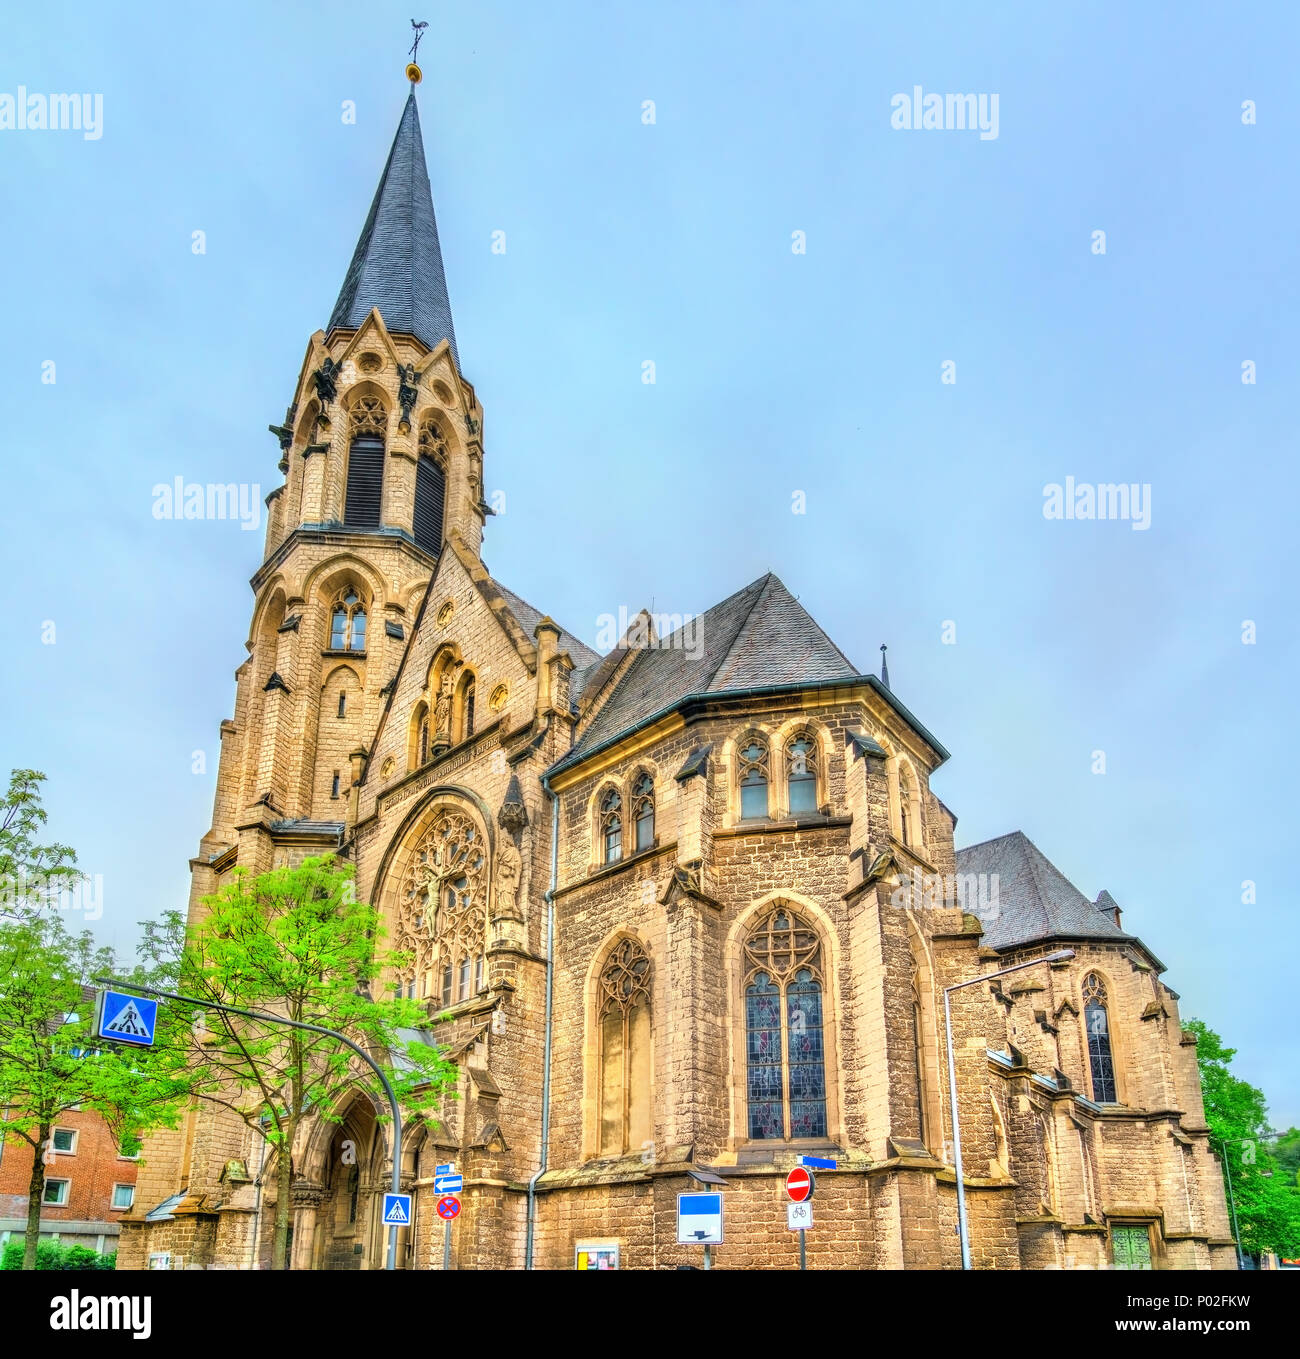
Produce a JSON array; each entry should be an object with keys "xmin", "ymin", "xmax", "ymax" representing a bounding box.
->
[{"xmin": 525, "ymin": 769, "xmax": 559, "ymax": 1269}]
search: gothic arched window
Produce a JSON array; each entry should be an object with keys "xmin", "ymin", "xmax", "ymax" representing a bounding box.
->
[
  {"xmin": 743, "ymin": 906, "xmax": 828, "ymax": 1140},
  {"xmin": 344, "ymin": 397, "xmax": 387, "ymax": 530},
  {"xmin": 599, "ymin": 788, "xmax": 623, "ymax": 865},
  {"xmin": 738, "ymin": 734, "xmax": 771, "ymax": 821},
  {"xmin": 897, "ymin": 762, "xmax": 918, "ymax": 846},
  {"xmin": 632, "ymin": 772, "xmax": 655, "ymax": 852},
  {"xmin": 784, "ymin": 729, "xmax": 819, "ymax": 814},
  {"xmin": 462, "ymin": 676, "xmax": 476, "ymax": 741},
  {"xmin": 597, "ymin": 938, "xmax": 652, "ymax": 1156},
  {"xmin": 396, "ymin": 808, "xmax": 488, "ymax": 1002},
  {"xmin": 329, "ymin": 589, "xmax": 366, "ymax": 652},
  {"xmin": 415, "ymin": 418, "xmax": 448, "ymax": 555},
  {"xmin": 1083, "ymin": 973, "xmax": 1118, "ymax": 1103}
]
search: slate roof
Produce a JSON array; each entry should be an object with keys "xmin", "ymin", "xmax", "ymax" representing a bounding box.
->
[
  {"xmin": 326, "ymin": 92, "xmax": 459, "ymax": 366},
  {"xmin": 551, "ymin": 573, "xmax": 861, "ymax": 774},
  {"xmin": 490, "ymin": 579, "xmax": 601, "ymax": 672},
  {"xmin": 954, "ymin": 831, "xmax": 1131, "ymax": 951}
]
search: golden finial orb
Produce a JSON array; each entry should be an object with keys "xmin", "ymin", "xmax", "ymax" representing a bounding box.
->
[{"xmin": 407, "ymin": 62, "xmax": 423, "ymax": 84}]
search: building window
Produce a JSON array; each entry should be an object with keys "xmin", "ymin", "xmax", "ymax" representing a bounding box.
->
[
  {"xmin": 743, "ymin": 906, "xmax": 828, "ymax": 1140},
  {"xmin": 441, "ymin": 964, "xmax": 453, "ymax": 1008},
  {"xmin": 738, "ymin": 735, "xmax": 771, "ymax": 820},
  {"xmin": 458, "ymin": 956, "xmax": 472, "ymax": 1001},
  {"xmin": 1110, "ymin": 1224, "xmax": 1153, "ymax": 1270},
  {"xmin": 475, "ymin": 953, "xmax": 484, "ymax": 992},
  {"xmin": 1083, "ymin": 973, "xmax": 1118, "ymax": 1103},
  {"xmin": 632, "ymin": 773, "xmax": 655, "ymax": 852},
  {"xmin": 785, "ymin": 730, "xmax": 819, "ymax": 814},
  {"xmin": 347, "ymin": 1165, "xmax": 360, "ymax": 1224},
  {"xmin": 344, "ymin": 397, "xmax": 387, "ymax": 529},
  {"xmin": 898, "ymin": 764, "xmax": 915, "ymax": 845},
  {"xmin": 43, "ymin": 1179, "xmax": 70, "ymax": 1205},
  {"xmin": 111, "ymin": 1184, "xmax": 135, "ymax": 1211},
  {"xmin": 51, "ymin": 1128, "xmax": 77, "ymax": 1155},
  {"xmin": 330, "ymin": 771, "xmax": 341, "ymax": 799},
  {"xmin": 415, "ymin": 419, "xmax": 448, "ymax": 555},
  {"xmin": 597, "ymin": 938, "xmax": 652, "ymax": 1156},
  {"xmin": 337, "ymin": 692, "xmax": 347, "ymax": 718},
  {"xmin": 418, "ymin": 716, "xmax": 429, "ymax": 764},
  {"xmin": 599, "ymin": 789, "xmax": 623, "ymax": 865},
  {"xmin": 463, "ymin": 679, "xmax": 475, "ymax": 740},
  {"xmin": 329, "ymin": 589, "xmax": 367, "ymax": 652},
  {"xmin": 912, "ymin": 981, "xmax": 928, "ymax": 1148}
]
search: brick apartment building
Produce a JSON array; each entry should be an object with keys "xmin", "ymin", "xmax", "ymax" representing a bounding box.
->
[{"xmin": 0, "ymin": 1108, "xmax": 139, "ymax": 1257}]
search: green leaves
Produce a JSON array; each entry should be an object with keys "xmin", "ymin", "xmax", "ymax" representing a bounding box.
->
[
  {"xmin": 1186, "ymin": 1018, "xmax": 1300, "ymax": 1258},
  {"xmin": 0, "ymin": 770, "xmax": 81, "ymax": 922}
]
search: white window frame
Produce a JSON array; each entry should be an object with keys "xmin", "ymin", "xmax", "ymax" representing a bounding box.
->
[
  {"xmin": 51, "ymin": 1127, "xmax": 78, "ymax": 1155},
  {"xmin": 42, "ymin": 1177, "xmax": 71, "ymax": 1205}
]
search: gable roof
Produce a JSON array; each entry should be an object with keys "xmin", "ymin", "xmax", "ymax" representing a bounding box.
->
[
  {"xmin": 550, "ymin": 573, "xmax": 861, "ymax": 774},
  {"xmin": 954, "ymin": 831, "xmax": 1132, "ymax": 952},
  {"xmin": 326, "ymin": 91, "xmax": 459, "ymax": 366}
]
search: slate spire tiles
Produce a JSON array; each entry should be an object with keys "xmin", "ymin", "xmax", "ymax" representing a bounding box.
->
[{"xmin": 327, "ymin": 91, "xmax": 460, "ymax": 367}]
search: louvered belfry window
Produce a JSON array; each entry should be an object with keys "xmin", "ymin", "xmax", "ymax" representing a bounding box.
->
[
  {"xmin": 415, "ymin": 417, "xmax": 447, "ymax": 554},
  {"xmin": 344, "ymin": 435, "xmax": 385, "ymax": 529}
]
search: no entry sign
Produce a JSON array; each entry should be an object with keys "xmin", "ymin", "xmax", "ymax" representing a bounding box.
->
[{"xmin": 785, "ymin": 1166, "xmax": 815, "ymax": 1203}]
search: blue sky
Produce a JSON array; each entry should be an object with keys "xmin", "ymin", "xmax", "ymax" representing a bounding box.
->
[{"xmin": 1, "ymin": 2, "xmax": 1296, "ymax": 1125}]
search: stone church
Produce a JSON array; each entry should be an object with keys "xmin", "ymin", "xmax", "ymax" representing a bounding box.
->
[{"xmin": 119, "ymin": 86, "xmax": 1235, "ymax": 1271}]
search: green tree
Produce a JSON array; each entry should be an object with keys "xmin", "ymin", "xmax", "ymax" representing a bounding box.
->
[
  {"xmin": 0, "ymin": 770, "xmax": 80, "ymax": 921},
  {"xmin": 1186, "ymin": 1020, "xmax": 1300, "ymax": 1259},
  {"xmin": 0, "ymin": 914, "xmax": 187, "ymax": 1269},
  {"xmin": 147, "ymin": 854, "xmax": 456, "ymax": 1271}
]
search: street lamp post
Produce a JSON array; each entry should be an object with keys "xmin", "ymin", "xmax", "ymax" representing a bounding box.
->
[
  {"xmin": 943, "ymin": 949, "xmax": 1075, "ymax": 1270},
  {"xmin": 1215, "ymin": 1139, "xmax": 1246, "ymax": 1271}
]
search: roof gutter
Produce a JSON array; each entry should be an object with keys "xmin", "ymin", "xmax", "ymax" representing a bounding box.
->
[
  {"xmin": 524, "ymin": 765, "xmax": 559, "ymax": 1269},
  {"xmin": 549, "ymin": 673, "xmax": 950, "ymax": 781}
]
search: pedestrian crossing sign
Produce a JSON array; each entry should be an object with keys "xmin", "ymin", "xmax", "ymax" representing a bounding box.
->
[
  {"xmin": 382, "ymin": 1193, "xmax": 412, "ymax": 1226},
  {"xmin": 95, "ymin": 990, "xmax": 158, "ymax": 1047}
]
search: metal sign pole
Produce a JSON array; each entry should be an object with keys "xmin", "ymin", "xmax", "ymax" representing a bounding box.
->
[
  {"xmin": 703, "ymin": 1244, "xmax": 712, "ymax": 1270},
  {"xmin": 443, "ymin": 1217, "xmax": 452, "ymax": 1270},
  {"xmin": 799, "ymin": 1229, "xmax": 807, "ymax": 1271}
]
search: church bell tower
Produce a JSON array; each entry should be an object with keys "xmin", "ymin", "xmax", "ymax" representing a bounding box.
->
[{"xmin": 189, "ymin": 84, "xmax": 488, "ymax": 904}]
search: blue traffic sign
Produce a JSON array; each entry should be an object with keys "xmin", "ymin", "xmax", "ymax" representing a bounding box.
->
[
  {"xmin": 434, "ymin": 1172, "xmax": 463, "ymax": 1194},
  {"xmin": 799, "ymin": 1155, "xmax": 837, "ymax": 1170},
  {"xmin": 676, "ymin": 1192, "xmax": 724, "ymax": 1245},
  {"xmin": 382, "ymin": 1193, "xmax": 412, "ymax": 1226},
  {"xmin": 95, "ymin": 991, "xmax": 158, "ymax": 1047}
]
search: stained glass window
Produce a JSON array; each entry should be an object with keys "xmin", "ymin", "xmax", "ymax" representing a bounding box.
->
[
  {"xmin": 785, "ymin": 732, "xmax": 818, "ymax": 814},
  {"xmin": 600, "ymin": 789, "xmax": 623, "ymax": 864},
  {"xmin": 632, "ymin": 773, "xmax": 655, "ymax": 851},
  {"xmin": 1083, "ymin": 973, "xmax": 1118, "ymax": 1103},
  {"xmin": 743, "ymin": 907, "xmax": 829, "ymax": 1140},
  {"xmin": 739, "ymin": 736, "xmax": 770, "ymax": 821}
]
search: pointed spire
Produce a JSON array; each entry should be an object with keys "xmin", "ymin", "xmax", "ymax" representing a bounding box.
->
[
  {"xmin": 327, "ymin": 91, "xmax": 459, "ymax": 367},
  {"xmin": 879, "ymin": 643, "xmax": 890, "ymax": 690}
]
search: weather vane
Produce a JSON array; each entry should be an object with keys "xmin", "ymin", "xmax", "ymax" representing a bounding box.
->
[{"xmin": 407, "ymin": 19, "xmax": 429, "ymax": 84}]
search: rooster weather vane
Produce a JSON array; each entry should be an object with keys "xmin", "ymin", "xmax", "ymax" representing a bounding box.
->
[
  {"xmin": 410, "ymin": 19, "xmax": 428, "ymax": 61},
  {"xmin": 406, "ymin": 19, "xmax": 429, "ymax": 83}
]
